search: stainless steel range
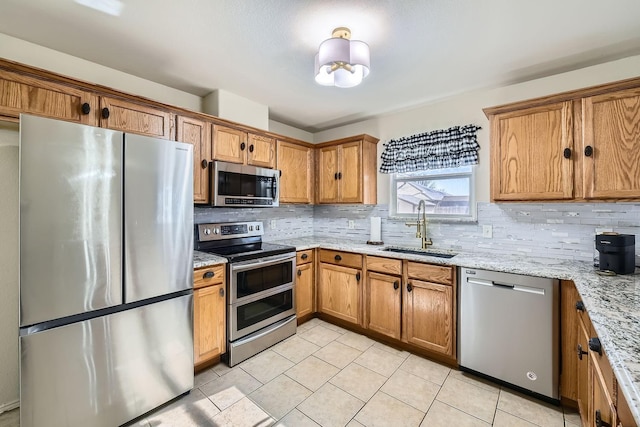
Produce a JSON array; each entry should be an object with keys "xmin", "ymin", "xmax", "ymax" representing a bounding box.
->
[{"xmin": 195, "ymin": 221, "xmax": 297, "ymax": 366}]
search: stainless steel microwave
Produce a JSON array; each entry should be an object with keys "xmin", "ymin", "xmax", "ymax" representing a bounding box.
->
[{"xmin": 210, "ymin": 161, "xmax": 280, "ymax": 207}]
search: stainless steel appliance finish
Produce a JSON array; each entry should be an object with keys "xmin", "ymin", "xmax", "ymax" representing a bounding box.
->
[
  {"xmin": 20, "ymin": 295, "xmax": 193, "ymax": 427},
  {"xmin": 210, "ymin": 161, "xmax": 280, "ymax": 207},
  {"xmin": 195, "ymin": 221, "xmax": 296, "ymax": 366},
  {"xmin": 19, "ymin": 115, "xmax": 194, "ymax": 427},
  {"xmin": 459, "ymin": 268, "xmax": 559, "ymax": 400},
  {"xmin": 19, "ymin": 116, "xmax": 123, "ymax": 327}
]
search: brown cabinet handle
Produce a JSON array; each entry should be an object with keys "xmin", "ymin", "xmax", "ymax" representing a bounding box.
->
[
  {"xmin": 577, "ymin": 344, "xmax": 587, "ymax": 360},
  {"xmin": 589, "ymin": 337, "xmax": 602, "ymax": 355},
  {"xmin": 219, "ymin": 288, "xmax": 225, "ymax": 297},
  {"xmin": 584, "ymin": 145, "xmax": 593, "ymax": 157},
  {"xmin": 301, "ymin": 253, "xmax": 308, "ymax": 260},
  {"xmin": 338, "ymin": 172, "xmax": 342, "ymax": 180},
  {"xmin": 563, "ymin": 148, "xmax": 571, "ymax": 159},
  {"xmin": 297, "ymin": 269, "xmax": 302, "ymax": 277},
  {"xmin": 101, "ymin": 107, "xmax": 110, "ymax": 119},
  {"xmin": 249, "ymin": 144, "xmax": 254, "ymax": 152},
  {"xmin": 334, "ymin": 172, "xmax": 338, "ymax": 180},
  {"xmin": 81, "ymin": 102, "xmax": 91, "ymax": 115},
  {"xmin": 356, "ymin": 272, "xmax": 361, "ymax": 281},
  {"xmin": 393, "ymin": 280, "xmax": 399, "ymax": 290},
  {"xmin": 334, "ymin": 254, "xmax": 342, "ymax": 261},
  {"xmin": 201, "ymin": 159, "xmax": 208, "ymax": 169},
  {"xmin": 575, "ymin": 301, "xmax": 585, "ymax": 312},
  {"xmin": 203, "ymin": 271, "xmax": 215, "ymax": 279},
  {"xmin": 407, "ymin": 283, "xmax": 413, "ymax": 292},
  {"xmin": 240, "ymin": 142, "xmax": 246, "ymax": 151}
]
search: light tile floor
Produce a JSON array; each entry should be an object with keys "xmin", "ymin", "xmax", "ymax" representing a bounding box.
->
[{"xmin": 0, "ymin": 318, "xmax": 581, "ymax": 427}]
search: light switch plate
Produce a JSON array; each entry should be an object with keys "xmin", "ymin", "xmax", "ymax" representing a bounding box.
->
[
  {"xmin": 270, "ymin": 219, "xmax": 277, "ymax": 229},
  {"xmin": 482, "ymin": 225, "xmax": 493, "ymax": 238},
  {"xmin": 348, "ymin": 220, "xmax": 355, "ymax": 229}
]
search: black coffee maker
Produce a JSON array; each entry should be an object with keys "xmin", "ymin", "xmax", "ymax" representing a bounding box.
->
[{"xmin": 595, "ymin": 233, "xmax": 636, "ymax": 274}]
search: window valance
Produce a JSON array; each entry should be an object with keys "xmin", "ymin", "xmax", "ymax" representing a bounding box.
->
[{"xmin": 379, "ymin": 124, "xmax": 481, "ymax": 174}]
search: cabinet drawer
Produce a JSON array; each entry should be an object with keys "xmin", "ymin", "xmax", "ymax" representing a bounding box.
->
[
  {"xmin": 366, "ymin": 256, "xmax": 402, "ymax": 275},
  {"xmin": 320, "ymin": 250, "xmax": 362, "ymax": 269},
  {"xmin": 297, "ymin": 249, "xmax": 314, "ymax": 265},
  {"xmin": 194, "ymin": 264, "xmax": 225, "ymax": 289},
  {"xmin": 407, "ymin": 262, "xmax": 453, "ymax": 285}
]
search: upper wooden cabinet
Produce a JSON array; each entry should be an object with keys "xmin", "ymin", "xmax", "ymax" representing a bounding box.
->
[
  {"xmin": 0, "ymin": 67, "xmax": 98, "ymax": 125},
  {"xmin": 317, "ymin": 135, "xmax": 379, "ymax": 204},
  {"xmin": 212, "ymin": 124, "xmax": 275, "ymax": 168},
  {"xmin": 583, "ymin": 87, "xmax": 640, "ymax": 199},
  {"xmin": 485, "ymin": 79, "xmax": 640, "ymax": 202},
  {"xmin": 489, "ymin": 102, "xmax": 574, "ymax": 201},
  {"xmin": 176, "ymin": 115, "xmax": 212, "ymax": 204},
  {"xmin": 277, "ymin": 140, "xmax": 314, "ymax": 204},
  {"xmin": 99, "ymin": 96, "xmax": 174, "ymax": 139}
]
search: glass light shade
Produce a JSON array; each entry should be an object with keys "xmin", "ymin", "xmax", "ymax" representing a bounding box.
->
[{"xmin": 314, "ymin": 33, "xmax": 370, "ymax": 87}]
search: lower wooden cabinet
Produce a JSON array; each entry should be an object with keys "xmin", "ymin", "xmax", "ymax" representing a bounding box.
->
[
  {"xmin": 365, "ymin": 271, "xmax": 401, "ymax": 340},
  {"xmin": 193, "ymin": 265, "xmax": 226, "ymax": 369},
  {"xmin": 318, "ymin": 260, "xmax": 362, "ymax": 325},
  {"xmin": 404, "ymin": 279, "xmax": 453, "ymax": 356},
  {"xmin": 295, "ymin": 250, "xmax": 315, "ymax": 319}
]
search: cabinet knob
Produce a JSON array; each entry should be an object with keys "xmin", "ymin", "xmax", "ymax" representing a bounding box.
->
[
  {"xmin": 595, "ymin": 409, "xmax": 611, "ymax": 427},
  {"xmin": 563, "ymin": 148, "xmax": 571, "ymax": 159},
  {"xmin": 407, "ymin": 283, "xmax": 413, "ymax": 292},
  {"xmin": 203, "ymin": 271, "xmax": 215, "ymax": 279},
  {"xmin": 334, "ymin": 254, "xmax": 342, "ymax": 261},
  {"xmin": 393, "ymin": 280, "xmax": 399, "ymax": 290},
  {"xmin": 297, "ymin": 269, "xmax": 302, "ymax": 277},
  {"xmin": 584, "ymin": 145, "xmax": 593, "ymax": 157},
  {"xmin": 240, "ymin": 142, "xmax": 246, "ymax": 151},
  {"xmin": 249, "ymin": 144, "xmax": 254, "ymax": 153},
  {"xmin": 356, "ymin": 272, "xmax": 361, "ymax": 282},
  {"xmin": 219, "ymin": 288, "xmax": 225, "ymax": 297},
  {"xmin": 577, "ymin": 344, "xmax": 588, "ymax": 360},
  {"xmin": 334, "ymin": 172, "xmax": 338, "ymax": 180},
  {"xmin": 338, "ymin": 172, "xmax": 342, "ymax": 180},
  {"xmin": 101, "ymin": 107, "xmax": 110, "ymax": 119},
  {"xmin": 81, "ymin": 102, "xmax": 91, "ymax": 115},
  {"xmin": 575, "ymin": 301, "xmax": 585, "ymax": 312},
  {"xmin": 589, "ymin": 337, "xmax": 602, "ymax": 355},
  {"xmin": 301, "ymin": 253, "xmax": 308, "ymax": 260},
  {"xmin": 201, "ymin": 159, "xmax": 208, "ymax": 169}
]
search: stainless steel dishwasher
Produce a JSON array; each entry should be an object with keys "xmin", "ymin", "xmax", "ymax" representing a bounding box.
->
[{"xmin": 459, "ymin": 267, "xmax": 559, "ymax": 401}]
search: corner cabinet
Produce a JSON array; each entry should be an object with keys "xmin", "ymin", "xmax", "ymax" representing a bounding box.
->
[
  {"xmin": 318, "ymin": 250, "xmax": 363, "ymax": 326},
  {"xmin": 212, "ymin": 124, "xmax": 275, "ymax": 168},
  {"xmin": 485, "ymin": 79, "xmax": 640, "ymax": 202},
  {"xmin": 317, "ymin": 134, "xmax": 379, "ymax": 204},
  {"xmin": 277, "ymin": 140, "xmax": 315, "ymax": 204},
  {"xmin": 193, "ymin": 264, "xmax": 226, "ymax": 370},
  {"xmin": 176, "ymin": 115, "xmax": 212, "ymax": 204}
]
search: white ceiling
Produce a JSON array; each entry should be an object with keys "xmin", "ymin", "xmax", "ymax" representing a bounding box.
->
[{"xmin": 1, "ymin": 0, "xmax": 640, "ymax": 132}]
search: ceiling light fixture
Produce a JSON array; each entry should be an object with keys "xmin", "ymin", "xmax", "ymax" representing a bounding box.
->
[{"xmin": 314, "ymin": 27, "xmax": 370, "ymax": 88}]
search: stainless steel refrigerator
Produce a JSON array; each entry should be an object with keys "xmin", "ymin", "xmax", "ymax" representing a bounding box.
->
[{"xmin": 19, "ymin": 114, "xmax": 194, "ymax": 427}]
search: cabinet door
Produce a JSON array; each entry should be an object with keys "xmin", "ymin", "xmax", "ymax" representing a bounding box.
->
[
  {"xmin": 0, "ymin": 68, "xmax": 98, "ymax": 125},
  {"xmin": 194, "ymin": 284, "xmax": 226, "ymax": 366},
  {"xmin": 591, "ymin": 357, "xmax": 617, "ymax": 427},
  {"xmin": 212, "ymin": 124, "xmax": 246, "ymax": 164},
  {"xmin": 560, "ymin": 281, "xmax": 580, "ymax": 401},
  {"xmin": 583, "ymin": 87, "xmax": 640, "ymax": 199},
  {"xmin": 296, "ymin": 262, "xmax": 314, "ymax": 318},
  {"xmin": 318, "ymin": 263, "xmax": 360, "ymax": 325},
  {"xmin": 366, "ymin": 272, "xmax": 401, "ymax": 340},
  {"xmin": 177, "ymin": 116, "xmax": 211, "ymax": 204},
  {"xmin": 576, "ymin": 317, "xmax": 590, "ymax": 426},
  {"xmin": 339, "ymin": 141, "xmax": 363, "ymax": 203},
  {"xmin": 319, "ymin": 145, "xmax": 340, "ymax": 203},
  {"xmin": 100, "ymin": 96, "xmax": 173, "ymax": 139},
  {"xmin": 490, "ymin": 102, "xmax": 574, "ymax": 201},
  {"xmin": 404, "ymin": 279, "xmax": 453, "ymax": 356},
  {"xmin": 277, "ymin": 140, "xmax": 313, "ymax": 203},
  {"xmin": 247, "ymin": 133, "xmax": 275, "ymax": 168}
]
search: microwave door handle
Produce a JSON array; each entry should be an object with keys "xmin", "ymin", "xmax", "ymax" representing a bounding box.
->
[{"xmin": 272, "ymin": 174, "xmax": 278, "ymax": 200}]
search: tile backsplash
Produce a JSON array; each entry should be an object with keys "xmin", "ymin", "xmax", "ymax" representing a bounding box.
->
[{"xmin": 195, "ymin": 202, "xmax": 640, "ymax": 263}]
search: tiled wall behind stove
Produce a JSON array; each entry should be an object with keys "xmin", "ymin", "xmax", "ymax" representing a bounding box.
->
[
  {"xmin": 194, "ymin": 205, "xmax": 314, "ymax": 240},
  {"xmin": 313, "ymin": 203, "xmax": 640, "ymax": 263}
]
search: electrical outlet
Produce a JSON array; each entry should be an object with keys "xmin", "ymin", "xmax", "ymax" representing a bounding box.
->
[
  {"xmin": 482, "ymin": 225, "xmax": 493, "ymax": 238},
  {"xmin": 270, "ymin": 219, "xmax": 277, "ymax": 229},
  {"xmin": 348, "ymin": 220, "xmax": 355, "ymax": 229}
]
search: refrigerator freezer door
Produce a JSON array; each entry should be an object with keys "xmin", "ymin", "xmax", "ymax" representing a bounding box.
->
[
  {"xmin": 19, "ymin": 115, "xmax": 123, "ymax": 327},
  {"xmin": 124, "ymin": 134, "xmax": 193, "ymax": 302},
  {"xmin": 20, "ymin": 294, "xmax": 194, "ymax": 427}
]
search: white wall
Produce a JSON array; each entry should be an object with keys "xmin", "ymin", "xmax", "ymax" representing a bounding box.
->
[
  {"xmin": 268, "ymin": 120, "xmax": 314, "ymax": 143},
  {"xmin": 0, "ymin": 32, "xmax": 201, "ymax": 111},
  {"xmin": 313, "ymin": 55, "xmax": 640, "ymax": 204},
  {"xmin": 0, "ymin": 122, "xmax": 19, "ymax": 412},
  {"xmin": 202, "ymin": 89, "xmax": 270, "ymax": 131}
]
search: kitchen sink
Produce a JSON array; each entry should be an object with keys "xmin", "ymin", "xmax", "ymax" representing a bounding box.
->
[{"xmin": 381, "ymin": 247, "xmax": 457, "ymax": 258}]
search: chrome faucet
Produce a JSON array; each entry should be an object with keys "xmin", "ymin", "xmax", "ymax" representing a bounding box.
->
[{"xmin": 405, "ymin": 200, "xmax": 433, "ymax": 249}]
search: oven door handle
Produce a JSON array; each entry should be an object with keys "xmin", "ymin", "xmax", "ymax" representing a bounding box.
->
[{"xmin": 230, "ymin": 252, "xmax": 296, "ymax": 273}]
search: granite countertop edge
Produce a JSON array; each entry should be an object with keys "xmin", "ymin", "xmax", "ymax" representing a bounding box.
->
[{"xmin": 264, "ymin": 236, "xmax": 640, "ymax": 423}]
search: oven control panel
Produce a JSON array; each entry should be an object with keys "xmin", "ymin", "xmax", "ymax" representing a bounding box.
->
[{"xmin": 197, "ymin": 221, "xmax": 264, "ymax": 241}]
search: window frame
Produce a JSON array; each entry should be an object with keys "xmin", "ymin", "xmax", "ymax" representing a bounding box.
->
[{"xmin": 388, "ymin": 166, "xmax": 477, "ymax": 222}]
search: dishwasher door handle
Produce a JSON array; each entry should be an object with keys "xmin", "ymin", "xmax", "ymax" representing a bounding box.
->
[{"xmin": 467, "ymin": 278, "xmax": 513, "ymax": 289}]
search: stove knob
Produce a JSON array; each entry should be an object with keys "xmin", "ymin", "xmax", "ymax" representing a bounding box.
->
[
  {"xmin": 204, "ymin": 228, "xmax": 211, "ymax": 235},
  {"xmin": 256, "ymin": 225, "xmax": 260, "ymax": 230},
  {"xmin": 213, "ymin": 228, "xmax": 220, "ymax": 234},
  {"xmin": 249, "ymin": 226, "xmax": 254, "ymax": 231}
]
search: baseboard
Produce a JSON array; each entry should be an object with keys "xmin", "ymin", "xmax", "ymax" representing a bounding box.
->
[{"xmin": 0, "ymin": 399, "xmax": 19, "ymax": 414}]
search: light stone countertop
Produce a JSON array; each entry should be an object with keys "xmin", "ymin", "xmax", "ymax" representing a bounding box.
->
[
  {"xmin": 193, "ymin": 250, "xmax": 227, "ymax": 269},
  {"xmin": 267, "ymin": 236, "xmax": 640, "ymax": 424}
]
